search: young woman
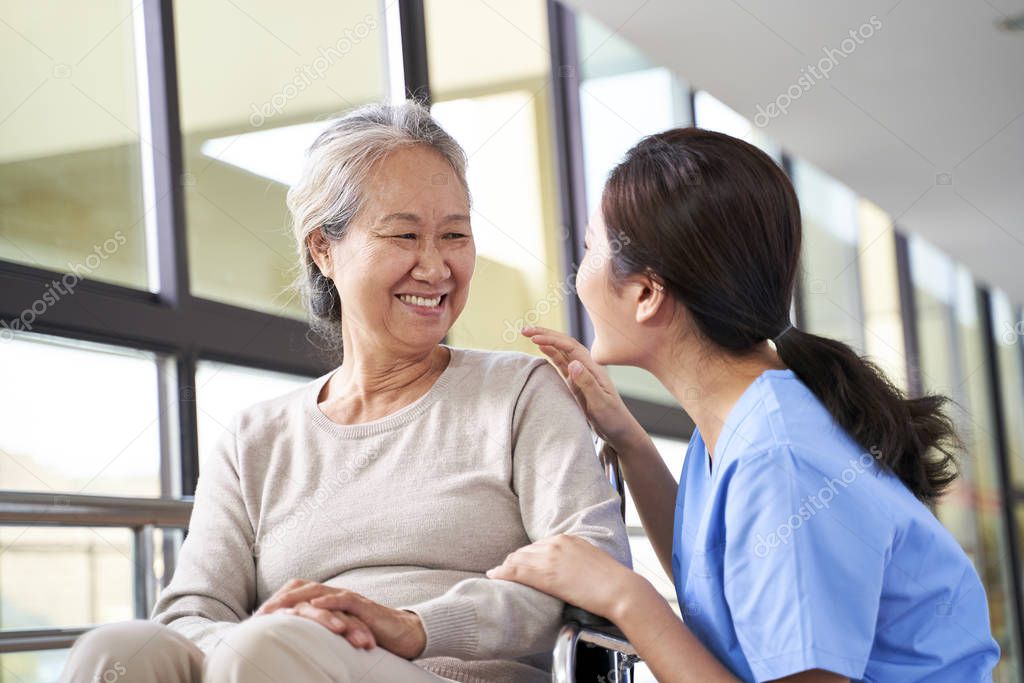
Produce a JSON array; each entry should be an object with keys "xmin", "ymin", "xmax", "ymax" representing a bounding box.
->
[{"xmin": 487, "ymin": 128, "xmax": 1000, "ymax": 682}]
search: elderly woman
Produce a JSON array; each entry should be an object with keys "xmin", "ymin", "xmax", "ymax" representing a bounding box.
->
[{"xmin": 59, "ymin": 102, "xmax": 630, "ymax": 683}]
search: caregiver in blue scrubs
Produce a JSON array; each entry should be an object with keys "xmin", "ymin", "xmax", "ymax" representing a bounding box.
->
[{"xmin": 488, "ymin": 128, "xmax": 1000, "ymax": 682}]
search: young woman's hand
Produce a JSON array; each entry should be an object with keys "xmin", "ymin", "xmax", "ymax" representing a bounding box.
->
[
  {"xmin": 255, "ymin": 579, "xmax": 426, "ymax": 658},
  {"xmin": 487, "ymin": 534, "xmax": 644, "ymax": 621},
  {"xmin": 521, "ymin": 326, "xmax": 646, "ymax": 451}
]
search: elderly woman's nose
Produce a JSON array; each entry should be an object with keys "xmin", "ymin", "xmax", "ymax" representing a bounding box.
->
[{"xmin": 411, "ymin": 243, "xmax": 451, "ymax": 282}]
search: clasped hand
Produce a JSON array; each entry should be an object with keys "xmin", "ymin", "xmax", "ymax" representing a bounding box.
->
[{"xmin": 254, "ymin": 578, "xmax": 426, "ymax": 659}]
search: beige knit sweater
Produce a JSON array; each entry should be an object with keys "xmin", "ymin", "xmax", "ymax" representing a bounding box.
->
[{"xmin": 151, "ymin": 347, "xmax": 632, "ymax": 682}]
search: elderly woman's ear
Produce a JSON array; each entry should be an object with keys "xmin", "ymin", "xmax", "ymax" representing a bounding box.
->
[{"xmin": 306, "ymin": 228, "xmax": 333, "ymax": 279}]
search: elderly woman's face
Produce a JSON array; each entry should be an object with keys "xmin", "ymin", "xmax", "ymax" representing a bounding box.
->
[{"xmin": 329, "ymin": 145, "xmax": 474, "ymax": 353}]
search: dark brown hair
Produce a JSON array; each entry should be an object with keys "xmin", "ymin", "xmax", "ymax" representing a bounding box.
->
[{"xmin": 602, "ymin": 127, "xmax": 958, "ymax": 502}]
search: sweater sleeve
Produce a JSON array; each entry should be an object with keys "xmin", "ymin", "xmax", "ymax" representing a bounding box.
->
[
  {"xmin": 402, "ymin": 361, "xmax": 632, "ymax": 661},
  {"xmin": 150, "ymin": 415, "xmax": 257, "ymax": 654}
]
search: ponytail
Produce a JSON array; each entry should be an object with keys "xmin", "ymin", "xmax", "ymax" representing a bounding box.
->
[{"xmin": 774, "ymin": 328, "xmax": 959, "ymax": 502}]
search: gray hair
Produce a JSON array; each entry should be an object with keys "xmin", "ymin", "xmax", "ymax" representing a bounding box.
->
[{"xmin": 286, "ymin": 101, "xmax": 469, "ymax": 352}]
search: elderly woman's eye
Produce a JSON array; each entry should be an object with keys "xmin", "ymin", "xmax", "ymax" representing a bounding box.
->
[
  {"xmin": 444, "ymin": 232, "xmax": 468, "ymax": 240},
  {"xmin": 393, "ymin": 233, "xmax": 417, "ymax": 240}
]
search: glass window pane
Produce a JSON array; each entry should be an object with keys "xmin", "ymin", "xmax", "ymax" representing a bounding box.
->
[
  {"xmin": 0, "ymin": 1, "xmax": 149, "ymax": 289},
  {"xmin": 909, "ymin": 236, "xmax": 959, "ymax": 397},
  {"xmin": 577, "ymin": 12, "xmax": 692, "ymax": 218},
  {"xmin": 425, "ymin": 0, "xmax": 569, "ymax": 354},
  {"xmin": 426, "ymin": 1, "xmax": 549, "ymax": 96},
  {"xmin": 651, "ymin": 435, "xmax": 687, "ymax": 478},
  {"xmin": 0, "ymin": 649, "xmax": 70, "ymax": 683},
  {"xmin": 792, "ymin": 159, "xmax": 866, "ymax": 351},
  {"xmin": 195, "ymin": 361, "xmax": 310, "ymax": 467},
  {"xmin": 0, "ymin": 526, "xmax": 133, "ymax": 630},
  {"xmin": 624, "ymin": 436, "xmax": 686, "ymax": 528},
  {"xmin": 693, "ymin": 91, "xmax": 781, "ymax": 160},
  {"xmin": 858, "ymin": 202, "xmax": 906, "ymax": 389},
  {"xmin": 173, "ymin": 0, "xmax": 386, "ymax": 317},
  {"xmin": 607, "ymin": 366, "xmax": 677, "ymax": 407},
  {"xmin": 627, "ymin": 534, "xmax": 676, "ymax": 607},
  {"xmin": 0, "ymin": 333, "xmax": 161, "ymax": 496}
]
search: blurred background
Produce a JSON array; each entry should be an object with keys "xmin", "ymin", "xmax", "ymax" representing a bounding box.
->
[{"xmin": 1, "ymin": 1, "xmax": 1022, "ymax": 680}]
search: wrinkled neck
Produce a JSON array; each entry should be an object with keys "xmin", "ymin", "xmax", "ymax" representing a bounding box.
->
[{"xmin": 320, "ymin": 341, "xmax": 449, "ymax": 424}]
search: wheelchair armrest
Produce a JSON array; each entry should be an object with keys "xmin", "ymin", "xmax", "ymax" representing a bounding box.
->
[
  {"xmin": 562, "ymin": 604, "xmax": 613, "ymax": 628},
  {"xmin": 552, "ymin": 619, "xmax": 640, "ymax": 682},
  {"xmin": 561, "ymin": 604, "xmax": 631, "ymax": 646}
]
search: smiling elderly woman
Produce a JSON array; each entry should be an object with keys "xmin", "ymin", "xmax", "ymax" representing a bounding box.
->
[{"xmin": 58, "ymin": 102, "xmax": 630, "ymax": 683}]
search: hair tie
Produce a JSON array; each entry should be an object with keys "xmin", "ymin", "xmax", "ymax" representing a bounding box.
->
[{"xmin": 766, "ymin": 323, "xmax": 794, "ymax": 351}]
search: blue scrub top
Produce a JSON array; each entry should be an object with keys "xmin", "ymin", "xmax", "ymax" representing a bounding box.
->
[{"xmin": 671, "ymin": 369, "xmax": 1000, "ymax": 682}]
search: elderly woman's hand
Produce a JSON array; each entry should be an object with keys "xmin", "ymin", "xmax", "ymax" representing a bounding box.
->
[{"xmin": 255, "ymin": 579, "xmax": 426, "ymax": 659}]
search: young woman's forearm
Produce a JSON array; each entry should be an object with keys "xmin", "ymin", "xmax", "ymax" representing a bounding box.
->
[
  {"xmin": 613, "ymin": 577, "xmax": 739, "ymax": 683},
  {"xmin": 610, "ymin": 431, "xmax": 679, "ymax": 577}
]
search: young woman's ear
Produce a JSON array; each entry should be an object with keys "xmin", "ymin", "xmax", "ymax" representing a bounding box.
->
[
  {"xmin": 633, "ymin": 272, "xmax": 668, "ymax": 325},
  {"xmin": 306, "ymin": 228, "xmax": 332, "ymax": 278}
]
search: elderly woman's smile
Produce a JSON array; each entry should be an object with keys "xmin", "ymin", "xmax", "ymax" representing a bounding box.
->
[{"xmin": 396, "ymin": 293, "xmax": 445, "ymax": 310}]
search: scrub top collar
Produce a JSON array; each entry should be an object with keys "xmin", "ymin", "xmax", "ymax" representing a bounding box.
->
[{"xmin": 703, "ymin": 367, "xmax": 796, "ymax": 481}]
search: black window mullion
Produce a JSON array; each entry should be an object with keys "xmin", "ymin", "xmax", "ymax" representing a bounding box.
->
[
  {"xmin": 894, "ymin": 230, "xmax": 924, "ymax": 397},
  {"xmin": 176, "ymin": 352, "xmax": 200, "ymax": 497},
  {"xmin": 398, "ymin": 0, "xmax": 431, "ymax": 106},
  {"xmin": 140, "ymin": 0, "xmax": 190, "ymax": 308},
  {"xmin": 546, "ymin": 0, "xmax": 589, "ymax": 345}
]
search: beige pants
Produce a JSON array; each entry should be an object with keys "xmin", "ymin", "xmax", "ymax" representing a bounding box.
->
[{"xmin": 59, "ymin": 614, "xmax": 457, "ymax": 682}]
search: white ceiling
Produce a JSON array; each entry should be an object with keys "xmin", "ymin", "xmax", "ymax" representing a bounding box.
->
[{"xmin": 568, "ymin": 0, "xmax": 1024, "ymax": 303}]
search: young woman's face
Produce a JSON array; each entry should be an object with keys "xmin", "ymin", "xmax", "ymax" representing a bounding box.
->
[
  {"xmin": 576, "ymin": 211, "xmax": 645, "ymax": 365},
  {"xmin": 324, "ymin": 145, "xmax": 475, "ymax": 355}
]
